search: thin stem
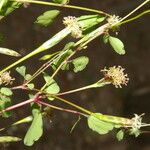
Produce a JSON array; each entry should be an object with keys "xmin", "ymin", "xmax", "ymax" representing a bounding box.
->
[
  {"xmin": 14, "ymin": 0, "xmax": 110, "ymax": 17},
  {"xmin": 52, "ymin": 95, "xmax": 92, "ymax": 115},
  {"xmin": 0, "ymin": 94, "xmax": 40, "ymax": 114},
  {"xmin": 119, "ymin": 0, "xmax": 150, "ymax": 22},
  {"xmin": 57, "ymin": 84, "xmax": 95, "ymax": 96},
  {"xmin": 118, "ymin": 9, "xmax": 150, "ymax": 26},
  {"xmin": 37, "ymin": 101, "xmax": 87, "ymax": 117},
  {"xmin": 40, "ymin": 50, "xmax": 76, "ymax": 91}
]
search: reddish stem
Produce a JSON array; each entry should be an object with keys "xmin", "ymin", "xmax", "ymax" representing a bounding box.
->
[
  {"xmin": 37, "ymin": 101, "xmax": 87, "ymax": 117},
  {"xmin": 0, "ymin": 94, "xmax": 40, "ymax": 114}
]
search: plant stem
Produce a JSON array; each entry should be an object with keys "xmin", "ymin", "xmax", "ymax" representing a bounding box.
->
[
  {"xmin": 14, "ymin": 0, "xmax": 110, "ymax": 17},
  {"xmin": 40, "ymin": 50, "xmax": 76, "ymax": 91},
  {"xmin": 119, "ymin": 0, "xmax": 150, "ymax": 22},
  {"xmin": 52, "ymin": 95, "xmax": 92, "ymax": 115},
  {"xmin": 37, "ymin": 101, "xmax": 87, "ymax": 117},
  {"xmin": 0, "ymin": 94, "xmax": 39, "ymax": 114},
  {"xmin": 118, "ymin": 9, "xmax": 150, "ymax": 26},
  {"xmin": 57, "ymin": 84, "xmax": 95, "ymax": 96}
]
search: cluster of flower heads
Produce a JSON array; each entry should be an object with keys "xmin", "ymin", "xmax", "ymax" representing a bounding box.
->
[
  {"xmin": 107, "ymin": 15, "xmax": 121, "ymax": 26},
  {"xmin": 63, "ymin": 16, "xmax": 82, "ymax": 39},
  {"xmin": 0, "ymin": 71, "xmax": 14, "ymax": 85},
  {"xmin": 101, "ymin": 66, "xmax": 129, "ymax": 88}
]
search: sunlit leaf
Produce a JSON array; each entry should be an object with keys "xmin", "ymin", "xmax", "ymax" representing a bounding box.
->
[
  {"xmin": 116, "ymin": 130, "xmax": 124, "ymax": 141},
  {"xmin": 0, "ymin": 47, "xmax": 21, "ymax": 57},
  {"xmin": 0, "ymin": 87, "xmax": 12, "ymax": 96},
  {"xmin": 0, "ymin": 136, "xmax": 21, "ymax": 142},
  {"xmin": 16, "ymin": 66, "xmax": 26, "ymax": 77},
  {"xmin": 88, "ymin": 113, "xmax": 114, "ymax": 134},
  {"xmin": 72, "ymin": 56, "xmax": 89, "ymax": 73},
  {"xmin": 0, "ymin": 0, "xmax": 8, "ymax": 11},
  {"xmin": 35, "ymin": 10, "xmax": 60, "ymax": 27},
  {"xmin": 24, "ymin": 104, "xmax": 43, "ymax": 146},
  {"xmin": 108, "ymin": 36, "xmax": 125, "ymax": 55}
]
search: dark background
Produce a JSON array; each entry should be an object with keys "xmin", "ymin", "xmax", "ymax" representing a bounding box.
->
[{"xmin": 0, "ymin": 0, "xmax": 150, "ymax": 149}]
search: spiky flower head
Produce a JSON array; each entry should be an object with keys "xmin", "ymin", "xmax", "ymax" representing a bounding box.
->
[
  {"xmin": 101, "ymin": 66, "xmax": 129, "ymax": 88},
  {"xmin": 0, "ymin": 71, "xmax": 14, "ymax": 85},
  {"xmin": 63, "ymin": 16, "xmax": 82, "ymax": 39},
  {"xmin": 107, "ymin": 15, "xmax": 121, "ymax": 26}
]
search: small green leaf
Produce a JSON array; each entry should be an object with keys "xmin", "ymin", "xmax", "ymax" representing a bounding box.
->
[
  {"xmin": 25, "ymin": 74, "xmax": 32, "ymax": 81},
  {"xmin": 0, "ymin": 96, "xmax": 11, "ymax": 118},
  {"xmin": 0, "ymin": 47, "xmax": 21, "ymax": 57},
  {"xmin": 0, "ymin": 136, "xmax": 21, "ymax": 142},
  {"xmin": 0, "ymin": 87, "xmax": 12, "ymax": 96},
  {"xmin": 44, "ymin": 73, "xmax": 60, "ymax": 100},
  {"xmin": 35, "ymin": 10, "xmax": 60, "ymax": 27},
  {"xmin": 27, "ymin": 83, "xmax": 34, "ymax": 90},
  {"xmin": 52, "ymin": 0, "xmax": 69, "ymax": 4},
  {"xmin": 108, "ymin": 36, "xmax": 125, "ymax": 55},
  {"xmin": 72, "ymin": 56, "xmax": 89, "ymax": 73},
  {"xmin": 88, "ymin": 113, "xmax": 114, "ymax": 135},
  {"xmin": 103, "ymin": 34, "xmax": 109, "ymax": 44},
  {"xmin": 16, "ymin": 66, "xmax": 26, "ymax": 77},
  {"xmin": 24, "ymin": 104, "xmax": 43, "ymax": 146},
  {"xmin": 116, "ymin": 130, "xmax": 124, "ymax": 141}
]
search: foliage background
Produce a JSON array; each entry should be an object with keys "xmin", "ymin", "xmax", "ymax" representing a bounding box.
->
[{"xmin": 0, "ymin": 0, "xmax": 149, "ymax": 149}]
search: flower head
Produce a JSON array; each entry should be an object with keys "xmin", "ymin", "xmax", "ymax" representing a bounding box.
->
[
  {"xmin": 63, "ymin": 16, "xmax": 82, "ymax": 39},
  {"xmin": 107, "ymin": 15, "xmax": 121, "ymax": 26},
  {"xmin": 0, "ymin": 71, "xmax": 14, "ymax": 85},
  {"xmin": 101, "ymin": 66, "xmax": 129, "ymax": 88}
]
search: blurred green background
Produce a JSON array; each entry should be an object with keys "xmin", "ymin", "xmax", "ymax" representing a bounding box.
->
[{"xmin": 0, "ymin": 0, "xmax": 150, "ymax": 149}]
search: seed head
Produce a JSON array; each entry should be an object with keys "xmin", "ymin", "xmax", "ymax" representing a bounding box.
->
[
  {"xmin": 63, "ymin": 16, "xmax": 82, "ymax": 39},
  {"xmin": 0, "ymin": 71, "xmax": 14, "ymax": 85},
  {"xmin": 101, "ymin": 66, "xmax": 129, "ymax": 88},
  {"xmin": 107, "ymin": 15, "xmax": 121, "ymax": 26}
]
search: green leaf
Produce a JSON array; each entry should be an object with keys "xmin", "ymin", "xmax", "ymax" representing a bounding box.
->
[
  {"xmin": 77, "ymin": 15, "xmax": 105, "ymax": 31},
  {"xmin": 16, "ymin": 66, "xmax": 26, "ymax": 77},
  {"xmin": 0, "ymin": 0, "xmax": 8, "ymax": 11},
  {"xmin": 116, "ymin": 130, "xmax": 124, "ymax": 141},
  {"xmin": 0, "ymin": 1, "xmax": 22, "ymax": 17},
  {"xmin": 0, "ymin": 87, "xmax": 13, "ymax": 96},
  {"xmin": 24, "ymin": 104, "xmax": 43, "ymax": 146},
  {"xmin": 27, "ymin": 83, "xmax": 34, "ymax": 90},
  {"xmin": 0, "ymin": 136, "xmax": 21, "ymax": 142},
  {"xmin": 0, "ymin": 96, "xmax": 11, "ymax": 118},
  {"xmin": 103, "ymin": 34, "xmax": 109, "ymax": 44},
  {"xmin": 52, "ymin": 0, "xmax": 69, "ymax": 4},
  {"xmin": 44, "ymin": 74, "xmax": 60, "ymax": 100},
  {"xmin": 108, "ymin": 36, "xmax": 125, "ymax": 55},
  {"xmin": 72, "ymin": 56, "xmax": 89, "ymax": 73},
  {"xmin": 88, "ymin": 113, "xmax": 114, "ymax": 135},
  {"xmin": 0, "ymin": 47, "xmax": 21, "ymax": 57},
  {"xmin": 35, "ymin": 10, "xmax": 60, "ymax": 27},
  {"xmin": 25, "ymin": 74, "xmax": 32, "ymax": 81}
]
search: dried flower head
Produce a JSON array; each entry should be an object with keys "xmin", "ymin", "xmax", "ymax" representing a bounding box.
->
[
  {"xmin": 101, "ymin": 66, "xmax": 129, "ymax": 88},
  {"xmin": 63, "ymin": 16, "xmax": 82, "ymax": 39},
  {"xmin": 107, "ymin": 15, "xmax": 121, "ymax": 26},
  {"xmin": 0, "ymin": 71, "xmax": 14, "ymax": 85}
]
